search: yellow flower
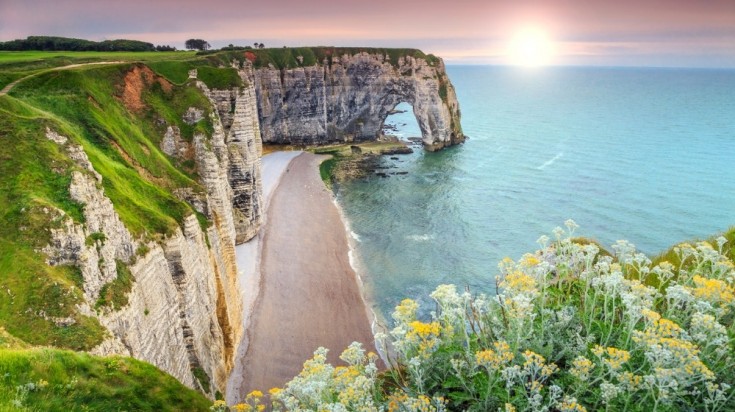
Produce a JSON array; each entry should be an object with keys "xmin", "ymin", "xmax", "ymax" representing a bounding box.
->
[
  {"xmin": 408, "ymin": 321, "xmax": 441, "ymax": 339},
  {"xmin": 247, "ymin": 390, "xmax": 263, "ymax": 398},
  {"xmin": 618, "ymin": 372, "xmax": 643, "ymax": 390},
  {"xmin": 268, "ymin": 387, "xmax": 282, "ymax": 396},
  {"xmin": 393, "ymin": 299, "xmax": 419, "ymax": 322},
  {"xmin": 501, "ymin": 271, "xmax": 538, "ymax": 294},
  {"xmin": 692, "ymin": 275, "xmax": 735, "ymax": 303},
  {"xmin": 641, "ymin": 308, "xmax": 661, "ymax": 322},
  {"xmin": 520, "ymin": 254, "xmax": 541, "ymax": 267},
  {"xmin": 475, "ymin": 340, "xmax": 514, "ymax": 370},
  {"xmin": 591, "ymin": 345, "xmax": 604, "ymax": 358},
  {"xmin": 571, "ymin": 356, "xmax": 593, "ymax": 380},
  {"xmin": 504, "ymin": 403, "xmax": 517, "ymax": 412},
  {"xmin": 522, "ymin": 350, "xmax": 548, "ymax": 372},
  {"xmin": 559, "ymin": 397, "xmax": 587, "ymax": 412},
  {"xmin": 603, "ymin": 347, "xmax": 630, "ymax": 371}
]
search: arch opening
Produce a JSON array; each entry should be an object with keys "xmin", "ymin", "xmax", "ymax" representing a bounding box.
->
[{"xmin": 381, "ymin": 102, "xmax": 422, "ymax": 142}]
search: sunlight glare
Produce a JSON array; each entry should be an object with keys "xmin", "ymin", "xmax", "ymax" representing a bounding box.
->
[{"xmin": 508, "ymin": 27, "xmax": 555, "ymax": 66}]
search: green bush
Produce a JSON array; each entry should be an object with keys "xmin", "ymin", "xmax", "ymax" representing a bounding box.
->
[{"xmin": 252, "ymin": 222, "xmax": 735, "ymax": 412}]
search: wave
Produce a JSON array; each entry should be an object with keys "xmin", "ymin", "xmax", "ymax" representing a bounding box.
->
[
  {"xmin": 537, "ymin": 152, "xmax": 564, "ymax": 170},
  {"xmin": 406, "ymin": 234, "xmax": 436, "ymax": 242},
  {"xmin": 350, "ymin": 230, "xmax": 362, "ymax": 242}
]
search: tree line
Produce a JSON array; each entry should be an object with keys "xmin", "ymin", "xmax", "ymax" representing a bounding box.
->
[
  {"xmin": 0, "ymin": 36, "xmax": 176, "ymax": 52},
  {"xmin": 184, "ymin": 39, "xmax": 265, "ymax": 51},
  {"xmin": 0, "ymin": 35, "xmax": 268, "ymax": 52}
]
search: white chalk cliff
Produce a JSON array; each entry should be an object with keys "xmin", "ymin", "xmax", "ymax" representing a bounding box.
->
[{"xmin": 37, "ymin": 50, "xmax": 463, "ymax": 398}]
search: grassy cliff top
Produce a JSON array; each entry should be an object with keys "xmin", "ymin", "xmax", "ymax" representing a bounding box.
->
[
  {"xmin": 200, "ymin": 47, "xmax": 442, "ymax": 69},
  {"xmin": 0, "ymin": 47, "xmax": 442, "ymax": 88},
  {"xmin": 0, "ymin": 348, "xmax": 210, "ymax": 411}
]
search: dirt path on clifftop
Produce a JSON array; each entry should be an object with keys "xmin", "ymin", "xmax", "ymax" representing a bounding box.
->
[
  {"xmin": 236, "ymin": 152, "xmax": 376, "ymax": 395},
  {"xmin": 0, "ymin": 61, "xmax": 124, "ymax": 96}
]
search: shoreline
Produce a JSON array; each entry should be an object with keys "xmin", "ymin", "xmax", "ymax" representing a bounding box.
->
[
  {"xmin": 331, "ymin": 196, "xmax": 391, "ymax": 363},
  {"xmin": 228, "ymin": 152, "xmax": 377, "ymax": 403},
  {"xmin": 227, "ymin": 151, "xmax": 301, "ymax": 405}
]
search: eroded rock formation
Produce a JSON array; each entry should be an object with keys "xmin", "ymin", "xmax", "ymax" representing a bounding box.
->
[
  {"xmin": 39, "ymin": 67, "xmax": 264, "ymax": 395},
  {"xmin": 196, "ymin": 68, "xmax": 263, "ymax": 243},
  {"xmin": 253, "ymin": 51, "xmax": 464, "ymax": 151}
]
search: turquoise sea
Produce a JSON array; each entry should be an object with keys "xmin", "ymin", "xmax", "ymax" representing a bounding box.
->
[{"xmin": 336, "ymin": 65, "xmax": 735, "ymax": 321}]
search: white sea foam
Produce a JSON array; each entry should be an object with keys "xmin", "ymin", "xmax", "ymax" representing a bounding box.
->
[
  {"xmin": 406, "ymin": 234, "xmax": 435, "ymax": 242},
  {"xmin": 537, "ymin": 152, "xmax": 564, "ymax": 170},
  {"xmin": 332, "ymin": 196, "xmax": 388, "ymax": 362}
]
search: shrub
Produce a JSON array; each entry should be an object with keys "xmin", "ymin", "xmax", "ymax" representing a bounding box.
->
[{"xmin": 229, "ymin": 221, "xmax": 735, "ymax": 411}]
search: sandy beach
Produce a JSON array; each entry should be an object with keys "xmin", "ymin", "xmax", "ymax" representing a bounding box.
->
[{"xmin": 227, "ymin": 152, "xmax": 376, "ymax": 402}]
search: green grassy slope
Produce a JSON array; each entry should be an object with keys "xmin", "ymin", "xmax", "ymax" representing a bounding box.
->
[
  {"xmin": 0, "ymin": 349, "xmax": 210, "ymax": 411},
  {"xmin": 0, "ymin": 51, "xmax": 198, "ymax": 89},
  {"xmin": 0, "ymin": 98, "xmax": 106, "ymax": 350},
  {"xmin": 0, "ymin": 56, "xmax": 229, "ymax": 349}
]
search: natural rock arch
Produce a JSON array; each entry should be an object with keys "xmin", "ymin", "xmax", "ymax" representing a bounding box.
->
[{"xmin": 252, "ymin": 50, "xmax": 464, "ymax": 151}]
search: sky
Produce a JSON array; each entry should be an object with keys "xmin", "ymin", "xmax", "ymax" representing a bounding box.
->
[{"xmin": 1, "ymin": 0, "xmax": 734, "ymax": 68}]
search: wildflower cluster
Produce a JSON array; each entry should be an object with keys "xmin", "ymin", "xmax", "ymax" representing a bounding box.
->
[
  {"xmin": 270, "ymin": 343, "xmax": 380, "ymax": 411},
  {"xmin": 215, "ymin": 223, "xmax": 735, "ymax": 411}
]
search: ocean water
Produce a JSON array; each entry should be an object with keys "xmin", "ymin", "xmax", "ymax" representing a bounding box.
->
[{"xmin": 336, "ymin": 65, "xmax": 735, "ymax": 321}]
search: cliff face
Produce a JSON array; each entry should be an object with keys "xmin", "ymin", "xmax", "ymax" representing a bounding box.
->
[
  {"xmin": 195, "ymin": 67, "xmax": 263, "ymax": 244},
  {"xmin": 38, "ymin": 65, "xmax": 265, "ymax": 396},
  {"xmin": 5, "ymin": 48, "xmax": 461, "ymax": 400},
  {"xmin": 253, "ymin": 51, "xmax": 464, "ymax": 151}
]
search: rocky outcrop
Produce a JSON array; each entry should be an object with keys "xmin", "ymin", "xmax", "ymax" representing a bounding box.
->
[
  {"xmin": 253, "ymin": 51, "xmax": 464, "ymax": 151},
  {"xmin": 42, "ymin": 124, "xmax": 245, "ymax": 396},
  {"xmin": 195, "ymin": 69, "xmax": 263, "ymax": 243}
]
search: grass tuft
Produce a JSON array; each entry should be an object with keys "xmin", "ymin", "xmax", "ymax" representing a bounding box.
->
[{"xmin": 0, "ymin": 349, "xmax": 211, "ymax": 411}]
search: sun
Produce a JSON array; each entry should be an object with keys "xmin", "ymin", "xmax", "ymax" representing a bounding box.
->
[{"xmin": 508, "ymin": 27, "xmax": 555, "ymax": 66}]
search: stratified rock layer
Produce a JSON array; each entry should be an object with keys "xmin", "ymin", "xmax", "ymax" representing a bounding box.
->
[
  {"xmin": 197, "ymin": 67, "xmax": 263, "ymax": 243},
  {"xmin": 40, "ymin": 66, "xmax": 264, "ymax": 395},
  {"xmin": 253, "ymin": 51, "xmax": 464, "ymax": 151}
]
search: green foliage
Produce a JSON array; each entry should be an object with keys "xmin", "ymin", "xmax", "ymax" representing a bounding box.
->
[
  {"xmin": 319, "ymin": 156, "xmax": 338, "ymax": 185},
  {"xmin": 438, "ymin": 82, "xmax": 448, "ymax": 103},
  {"xmin": 85, "ymin": 232, "xmax": 106, "ymax": 246},
  {"xmin": 268, "ymin": 223, "xmax": 735, "ymax": 412},
  {"xmin": 147, "ymin": 61, "xmax": 195, "ymax": 84},
  {"xmin": 192, "ymin": 366, "xmax": 211, "ymax": 394},
  {"xmin": 0, "ymin": 349, "xmax": 211, "ymax": 411},
  {"xmin": 0, "ymin": 57, "xmax": 225, "ymax": 349},
  {"xmin": 0, "ymin": 36, "xmax": 156, "ymax": 52},
  {"xmin": 0, "ymin": 328, "xmax": 29, "ymax": 350},
  {"xmin": 195, "ymin": 66, "xmax": 243, "ymax": 89},
  {"xmin": 0, "ymin": 50, "xmax": 197, "ymax": 89},
  {"xmin": 0, "ymin": 101, "xmax": 106, "ymax": 350},
  {"xmin": 144, "ymin": 73, "xmax": 214, "ymax": 141},
  {"xmin": 95, "ymin": 261, "xmax": 133, "ymax": 311},
  {"xmin": 8, "ymin": 64, "xmax": 202, "ymax": 239},
  {"xmin": 185, "ymin": 39, "xmax": 211, "ymax": 51},
  {"xmin": 239, "ymin": 47, "xmax": 436, "ymax": 69},
  {"xmin": 136, "ymin": 244, "xmax": 150, "ymax": 257}
]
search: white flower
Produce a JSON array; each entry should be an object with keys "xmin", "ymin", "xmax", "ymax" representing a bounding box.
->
[
  {"xmin": 716, "ymin": 236, "xmax": 728, "ymax": 251},
  {"xmin": 564, "ymin": 219, "xmax": 579, "ymax": 234},
  {"xmin": 600, "ymin": 382, "xmax": 620, "ymax": 403},
  {"xmin": 537, "ymin": 235, "xmax": 550, "ymax": 248}
]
